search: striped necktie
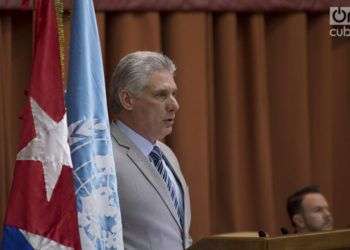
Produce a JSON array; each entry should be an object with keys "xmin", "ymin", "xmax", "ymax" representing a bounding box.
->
[{"xmin": 149, "ymin": 146, "xmax": 184, "ymax": 228}]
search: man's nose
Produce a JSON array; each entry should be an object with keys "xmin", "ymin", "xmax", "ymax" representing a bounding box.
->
[
  {"xmin": 167, "ymin": 95, "xmax": 179, "ymax": 112},
  {"xmin": 323, "ymin": 209, "xmax": 332, "ymax": 218}
]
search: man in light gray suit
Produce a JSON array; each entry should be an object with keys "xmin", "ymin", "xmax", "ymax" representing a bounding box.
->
[{"xmin": 109, "ymin": 51, "xmax": 192, "ymax": 250}]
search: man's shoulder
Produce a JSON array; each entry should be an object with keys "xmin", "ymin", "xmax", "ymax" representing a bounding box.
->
[
  {"xmin": 157, "ymin": 141, "xmax": 173, "ymax": 154},
  {"xmin": 157, "ymin": 141, "xmax": 180, "ymax": 167},
  {"xmin": 110, "ymin": 122, "xmax": 131, "ymax": 148}
]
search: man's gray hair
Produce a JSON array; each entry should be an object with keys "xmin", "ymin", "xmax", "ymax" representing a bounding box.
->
[{"xmin": 110, "ymin": 51, "xmax": 176, "ymax": 114}]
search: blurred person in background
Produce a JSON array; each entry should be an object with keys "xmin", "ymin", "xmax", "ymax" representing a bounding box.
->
[{"xmin": 287, "ymin": 185, "xmax": 333, "ymax": 233}]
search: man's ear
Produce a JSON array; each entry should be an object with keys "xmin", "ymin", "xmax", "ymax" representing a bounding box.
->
[
  {"xmin": 293, "ymin": 214, "xmax": 305, "ymax": 229},
  {"xmin": 119, "ymin": 89, "xmax": 134, "ymax": 111}
]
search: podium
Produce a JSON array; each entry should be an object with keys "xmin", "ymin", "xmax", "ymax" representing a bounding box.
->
[{"xmin": 188, "ymin": 229, "xmax": 350, "ymax": 250}]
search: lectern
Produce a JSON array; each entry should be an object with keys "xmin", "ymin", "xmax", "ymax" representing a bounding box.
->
[{"xmin": 188, "ymin": 229, "xmax": 350, "ymax": 250}]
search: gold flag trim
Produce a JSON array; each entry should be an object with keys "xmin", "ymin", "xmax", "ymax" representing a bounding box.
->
[{"xmin": 54, "ymin": 0, "xmax": 65, "ymax": 83}]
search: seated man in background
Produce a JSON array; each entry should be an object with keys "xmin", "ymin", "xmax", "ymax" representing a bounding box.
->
[{"xmin": 287, "ymin": 185, "xmax": 334, "ymax": 233}]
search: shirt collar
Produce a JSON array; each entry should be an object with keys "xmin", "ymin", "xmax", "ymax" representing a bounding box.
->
[{"xmin": 115, "ymin": 120, "xmax": 155, "ymax": 157}]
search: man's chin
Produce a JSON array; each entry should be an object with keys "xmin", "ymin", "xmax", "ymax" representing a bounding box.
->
[
  {"xmin": 316, "ymin": 224, "xmax": 333, "ymax": 231},
  {"xmin": 322, "ymin": 225, "xmax": 333, "ymax": 231},
  {"xmin": 307, "ymin": 223, "xmax": 333, "ymax": 232},
  {"xmin": 161, "ymin": 127, "xmax": 173, "ymax": 138}
]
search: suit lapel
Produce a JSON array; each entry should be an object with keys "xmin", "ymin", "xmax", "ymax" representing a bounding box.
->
[{"xmin": 110, "ymin": 124, "xmax": 183, "ymax": 230}]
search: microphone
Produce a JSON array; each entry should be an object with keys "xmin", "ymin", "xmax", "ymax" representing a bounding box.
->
[
  {"xmin": 258, "ymin": 230, "xmax": 267, "ymax": 237},
  {"xmin": 280, "ymin": 227, "xmax": 289, "ymax": 235}
]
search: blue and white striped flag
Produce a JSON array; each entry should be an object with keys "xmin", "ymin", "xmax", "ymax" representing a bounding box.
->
[{"xmin": 65, "ymin": 0, "xmax": 124, "ymax": 249}]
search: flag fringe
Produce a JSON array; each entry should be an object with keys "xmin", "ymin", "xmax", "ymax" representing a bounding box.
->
[{"xmin": 54, "ymin": 0, "xmax": 65, "ymax": 83}]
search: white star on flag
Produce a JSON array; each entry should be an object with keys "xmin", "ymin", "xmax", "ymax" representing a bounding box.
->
[
  {"xmin": 17, "ymin": 97, "xmax": 72, "ymax": 201},
  {"xmin": 20, "ymin": 229, "xmax": 73, "ymax": 250}
]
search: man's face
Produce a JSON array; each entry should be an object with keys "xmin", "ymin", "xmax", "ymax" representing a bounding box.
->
[
  {"xmin": 131, "ymin": 70, "xmax": 179, "ymax": 142},
  {"xmin": 299, "ymin": 193, "xmax": 334, "ymax": 232}
]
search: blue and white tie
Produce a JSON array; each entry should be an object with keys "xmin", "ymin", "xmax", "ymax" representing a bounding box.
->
[{"xmin": 149, "ymin": 146, "xmax": 184, "ymax": 228}]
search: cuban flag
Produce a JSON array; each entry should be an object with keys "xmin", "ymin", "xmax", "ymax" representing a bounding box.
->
[
  {"xmin": 65, "ymin": 0, "xmax": 124, "ymax": 249},
  {"xmin": 1, "ymin": 0, "xmax": 81, "ymax": 249}
]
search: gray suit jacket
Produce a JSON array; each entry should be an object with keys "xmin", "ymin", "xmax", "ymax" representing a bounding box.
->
[{"xmin": 111, "ymin": 124, "xmax": 192, "ymax": 250}]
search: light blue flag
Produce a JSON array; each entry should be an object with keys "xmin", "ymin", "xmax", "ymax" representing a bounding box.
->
[{"xmin": 65, "ymin": 0, "xmax": 124, "ymax": 249}]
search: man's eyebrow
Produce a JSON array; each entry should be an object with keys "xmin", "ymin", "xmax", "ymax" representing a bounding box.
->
[
  {"xmin": 154, "ymin": 86, "xmax": 177, "ymax": 92},
  {"xmin": 312, "ymin": 206, "xmax": 324, "ymax": 210}
]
